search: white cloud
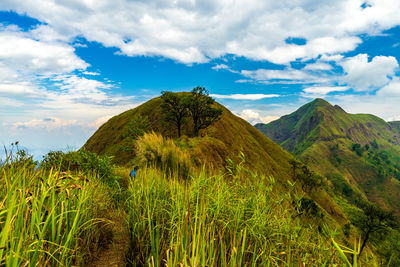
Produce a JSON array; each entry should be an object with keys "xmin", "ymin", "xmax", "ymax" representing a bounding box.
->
[
  {"xmin": 88, "ymin": 116, "xmax": 113, "ymax": 128},
  {"xmin": 83, "ymin": 71, "xmax": 100, "ymax": 76},
  {"xmin": 237, "ymin": 109, "xmax": 280, "ymax": 124},
  {"xmin": 303, "ymin": 62, "xmax": 333, "ymax": 71},
  {"xmin": 211, "ymin": 93, "xmax": 280, "ymax": 100},
  {"xmin": 12, "ymin": 117, "xmax": 78, "ymax": 130},
  {"xmin": 331, "ymin": 93, "xmax": 400, "ymax": 122},
  {"xmin": 212, "ymin": 64, "xmax": 230, "ymax": 71},
  {"xmin": 339, "ymin": 54, "xmax": 398, "ymax": 91},
  {"xmin": 0, "ymin": 26, "xmax": 88, "ymax": 75},
  {"xmin": 2, "ymin": 0, "xmax": 400, "ymax": 64},
  {"xmin": 240, "ymin": 68, "xmax": 327, "ymax": 84},
  {"xmin": 377, "ymin": 78, "xmax": 400, "ymax": 96},
  {"xmin": 301, "ymin": 86, "xmax": 350, "ymax": 98}
]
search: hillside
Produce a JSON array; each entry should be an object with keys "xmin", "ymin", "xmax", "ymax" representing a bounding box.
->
[
  {"xmin": 256, "ymin": 98, "xmax": 400, "ymax": 217},
  {"xmin": 84, "ymin": 95, "xmax": 296, "ymax": 180},
  {"xmin": 84, "ymin": 95, "xmax": 352, "ymax": 224}
]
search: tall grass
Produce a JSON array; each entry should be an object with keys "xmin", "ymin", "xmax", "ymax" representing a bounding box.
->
[
  {"xmin": 127, "ymin": 166, "xmax": 347, "ymax": 266},
  {"xmin": 135, "ymin": 132, "xmax": 193, "ymax": 179},
  {"xmin": 0, "ymin": 160, "xmax": 113, "ymax": 266}
]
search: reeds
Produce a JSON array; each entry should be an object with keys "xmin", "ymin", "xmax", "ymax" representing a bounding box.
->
[
  {"xmin": 127, "ymin": 166, "xmax": 346, "ymax": 266},
  {"xmin": 0, "ymin": 161, "xmax": 110, "ymax": 266}
]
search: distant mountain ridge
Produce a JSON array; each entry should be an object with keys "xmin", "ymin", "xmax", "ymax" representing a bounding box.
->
[{"xmin": 256, "ymin": 99, "xmax": 400, "ymax": 217}]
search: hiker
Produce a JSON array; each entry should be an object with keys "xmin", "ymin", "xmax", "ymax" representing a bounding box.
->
[{"xmin": 130, "ymin": 166, "xmax": 138, "ymax": 179}]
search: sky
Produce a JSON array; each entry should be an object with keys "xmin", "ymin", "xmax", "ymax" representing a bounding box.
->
[{"xmin": 1, "ymin": 0, "xmax": 400, "ymax": 159}]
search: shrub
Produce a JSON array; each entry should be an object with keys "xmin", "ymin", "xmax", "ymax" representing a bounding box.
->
[
  {"xmin": 41, "ymin": 150, "xmax": 115, "ymax": 184},
  {"xmin": 327, "ymin": 173, "xmax": 353, "ymax": 197},
  {"xmin": 135, "ymin": 132, "xmax": 193, "ymax": 179}
]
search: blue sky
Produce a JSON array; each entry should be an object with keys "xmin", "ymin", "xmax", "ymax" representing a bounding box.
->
[{"xmin": 1, "ymin": 0, "xmax": 400, "ymax": 159}]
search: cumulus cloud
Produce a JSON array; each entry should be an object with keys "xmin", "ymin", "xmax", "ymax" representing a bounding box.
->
[
  {"xmin": 377, "ymin": 78, "xmax": 400, "ymax": 96},
  {"xmin": 301, "ymin": 86, "xmax": 350, "ymax": 98},
  {"xmin": 0, "ymin": 23, "xmax": 137, "ymax": 143},
  {"xmin": 2, "ymin": 0, "xmax": 400, "ymax": 64},
  {"xmin": 211, "ymin": 93, "xmax": 280, "ymax": 100},
  {"xmin": 237, "ymin": 109, "xmax": 280, "ymax": 124},
  {"xmin": 339, "ymin": 54, "xmax": 398, "ymax": 91}
]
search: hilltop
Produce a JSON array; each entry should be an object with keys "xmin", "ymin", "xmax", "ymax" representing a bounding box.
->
[
  {"xmin": 256, "ymin": 98, "xmax": 400, "ymax": 217},
  {"xmin": 84, "ymin": 95, "xmax": 296, "ymax": 180}
]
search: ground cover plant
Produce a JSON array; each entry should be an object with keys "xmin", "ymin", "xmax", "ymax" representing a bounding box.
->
[{"xmin": 0, "ymin": 149, "xmax": 120, "ymax": 266}]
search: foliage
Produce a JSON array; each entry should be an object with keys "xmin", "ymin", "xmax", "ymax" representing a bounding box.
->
[
  {"xmin": 0, "ymin": 154, "xmax": 115, "ymax": 266},
  {"xmin": 225, "ymin": 151, "xmax": 249, "ymax": 179},
  {"xmin": 294, "ymin": 197, "xmax": 321, "ymax": 218},
  {"xmin": 160, "ymin": 91, "xmax": 189, "ymax": 137},
  {"xmin": 1, "ymin": 142, "xmax": 38, "ymax": 169},
  {"xmin": 123, "ymin": 115, "xmax": 150, "ymax": 140},
  {"xmin": 351, "ymin": 143, "xmax": 363, "ymax": 157},
  {"xmin": 327, "ymin": 173, "xmax": 354, "ymax": 197},
  {"xmin": 135, "ymin": 132, "xmax": 193, "ymax": 179},
  {"xmin": 351, "ymin": 201, "xmax": 399, "ymax": 257},
  {"xmin": 296, "ymin": 165, "xmax": 323, "ymax": 193},
  {"xmin": 41, "ymin": 150, "xmax": 116, "ymax": 188},
  {"xmin": 127, "ymin": 166, "xmax": 349, "ymax": 266},
  {"xmin": 184, "ymin": 87, "xmax": 223, "ymax": 137}
]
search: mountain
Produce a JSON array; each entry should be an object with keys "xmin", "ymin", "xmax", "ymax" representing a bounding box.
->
[
  {"xmin": 84, "ymin": 95, "xmax": 296, "ymax": 179},
  {"xmin": 83, "ymin": 95, "xmax": 347, "ymax": 223},
  {"xmin": 256, "ymin": 98, "xmax": 400, "ymax": 216}
]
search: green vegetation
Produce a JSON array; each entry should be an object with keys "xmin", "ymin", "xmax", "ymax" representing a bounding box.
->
[
  {"xmin": 161, "ymin": 87, "xmax": 222, "ymax": 137},
  {"xmin": 256, "ymin": 98, "xmax": 400, "ymax": 220},
  {"xmin": 351, "ymin": 201, "xmax": 398, "ymax": 257},
  {"xmin": 184, "ymin": 87, "xmax": 223, "ymax": 137},
  {"xmin": 6, "ymin": 95, "xmax": 400, "ymax": 265},
  {"xmin": 134, "ymin": 131, "xmax": 193, "ymax": 179},
  {"xmin": 0, "ymin": 149, "xmax": 121, "ymax": 266},
  {"xmin": 126, "ymin": 163, "xmax": 356, "ymax": 266},
  {"xmin": 83, "ymin": 92, "xmax": 296, "ymax": 180},
  {"xmin": 161, "ymin": 91, "xmax": 189, "ymax": 137}
]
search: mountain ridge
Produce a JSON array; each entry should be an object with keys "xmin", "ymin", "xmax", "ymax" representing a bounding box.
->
[{"xmin": 256, "ymin": 98, "xmax": 400, "ymax": 217}]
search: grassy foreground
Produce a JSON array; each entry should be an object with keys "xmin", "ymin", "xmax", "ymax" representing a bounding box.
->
[
  {"xmin": 0, "ymin": 159, "xmax": 116, "ymax": 266},
  {"xmin": 126, "ymin": 166, "xmax": 363, "ymax": 266},
  {"xmin": 0, "ymin": 147, "xmax": 380, "ymax": 266}
]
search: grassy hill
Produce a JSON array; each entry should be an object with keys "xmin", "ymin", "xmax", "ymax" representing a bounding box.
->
[
  {"xmin": 84, "ymin": 95, "xmax": 296, "ymax": 180},
  {"xmin": 256, "ymin": 98, "xmax": 400, "ymax": 217},
  {"xmin": 84, "ymin": 95, "xmax": 354, "ymax": 224}
]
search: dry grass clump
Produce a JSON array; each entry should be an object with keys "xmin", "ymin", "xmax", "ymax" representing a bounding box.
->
[{"xmin": 135, "ymin": 132, "xmax": 193, "ymax": 179}]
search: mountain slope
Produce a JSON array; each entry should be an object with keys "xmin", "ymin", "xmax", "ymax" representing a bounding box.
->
[
  {"xmin": 84, "ymin": 95, "xmax": 351, "ymax": 225},
  {"xmin": 84, "ymin": 96, "xmax": 295, "ymax": 180},
  {"xmin": 256, "ymin": 99, "xmax": 400, "ymax": 216}
]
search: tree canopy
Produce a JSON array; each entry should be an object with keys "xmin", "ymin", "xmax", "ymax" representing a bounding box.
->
[
  {"xmin": 161, "ymin": 91, "xmax": 189, "ymax": 137},
  {"xmin": 160, "ymin": 87, "xmax": 222, "ymax": 137},
  {"xmin": 184, "ymin": 87, "xmax": 222, "ymax": 137}
]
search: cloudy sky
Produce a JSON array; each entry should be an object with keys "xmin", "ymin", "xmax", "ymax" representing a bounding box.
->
[{"xmin": 1, "ymin": 0, "xmax": 400, "ymax": 159}]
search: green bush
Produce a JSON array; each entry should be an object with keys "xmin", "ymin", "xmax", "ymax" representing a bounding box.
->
[{"xmin": 41, "ymin": 150, "xmax": 115, "ymax": 184}]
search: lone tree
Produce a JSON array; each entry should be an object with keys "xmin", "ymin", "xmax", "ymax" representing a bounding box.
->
[
  {"xmin": 161, "ymin": 91, "xmax": 188, "ymax": 137},
  {"xmin": 352, "ymin": 201, "xmax": 398, "ymax": 257},
  {"xmin": 185, "ymin": 87, "xmax": 222, "ymax": 137}
]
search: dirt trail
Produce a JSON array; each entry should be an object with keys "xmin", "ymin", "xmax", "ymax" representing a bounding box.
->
[{"xmin": 88, "ymin": 212, "xmax": 130, "ymax": 267}]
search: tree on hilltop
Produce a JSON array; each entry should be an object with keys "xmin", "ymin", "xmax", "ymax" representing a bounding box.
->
[
  {"xmin": 184, "ymin": 87, "xmax": 222, "ymax": 137},
  {"xmin": 161, "ymin": 91, "xmax": 189, "ymax": 137}
]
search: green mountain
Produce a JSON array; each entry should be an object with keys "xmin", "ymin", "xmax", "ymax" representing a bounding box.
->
[
  {"xmin": 256, "ymin": 98, "xmax": 400, "ymax": 217},
  {"xmin": 84, "ymin": 96, "xmax": 293, "ymax": 177},
  {"xmin": 84, "ymin": 95, "xmax": 348, "ymax": 221}
]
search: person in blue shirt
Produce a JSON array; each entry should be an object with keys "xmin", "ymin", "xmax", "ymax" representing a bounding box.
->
[{"xmin": 130, "ymin": 166, "xmax": 138, "ymax": 179}]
